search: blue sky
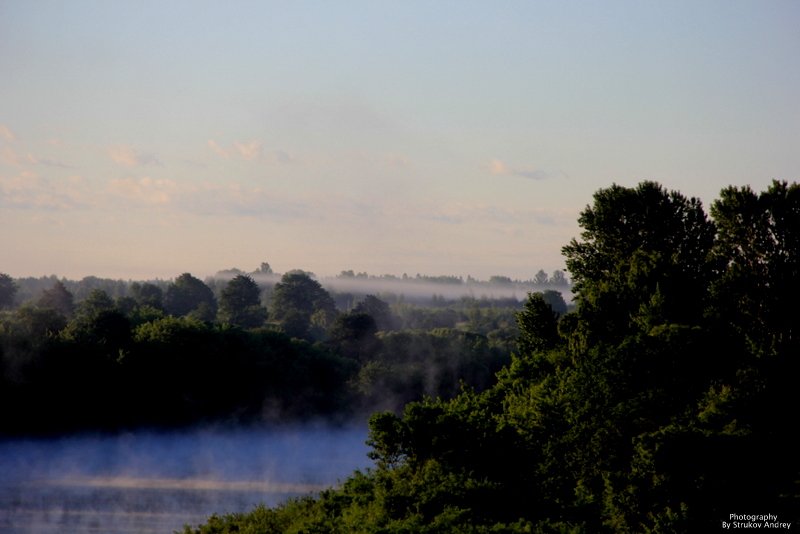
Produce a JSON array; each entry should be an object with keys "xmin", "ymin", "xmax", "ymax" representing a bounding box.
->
[{"xmin": 1, "ymin": 1, "xmax": 798, "ymax": 280}]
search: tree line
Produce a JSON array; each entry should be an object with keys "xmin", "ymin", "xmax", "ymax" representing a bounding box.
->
[{"xmin": 1, "ymin": 267, "xmax": 566, "ymax": 434}]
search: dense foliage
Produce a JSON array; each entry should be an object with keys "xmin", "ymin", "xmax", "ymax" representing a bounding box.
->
[
  {"xmin": 0, "ymin": 274, "xmax": 523, "ymax": 435},
  {"xmin": 182, "ymin": 180, "xmax": 798, "ymax": 533}
]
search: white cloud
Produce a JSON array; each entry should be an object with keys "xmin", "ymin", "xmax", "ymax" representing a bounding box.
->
[
  {"xmin": 235, "ymin": 140, "xmax": 263, "ymax": 161},
  {"xmin": 109, "ymin": 145, "xmax": 162, "ymax": 167},
  {"xmin": 485, "ymin": 158, "xmax": 557, "ymax": 181},
  {"xmin": 0, "ymin": 171, "xmax": 87, "ymax": 210},
  {"xmin": 0, "ymin": 125, "xmax": 15, "ymax": 141},
  {"xmin": 207, "ymin": 139, "xmax": 229, "ymax": 158}
]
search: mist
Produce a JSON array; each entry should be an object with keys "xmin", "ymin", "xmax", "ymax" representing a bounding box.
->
[
  {"xmin": 224, "ymin": 270, "xmax": 574, "ymax": 304},
  {"xmin": 0, "ymin": 424, "xmax": 371, "ymax": 533}
]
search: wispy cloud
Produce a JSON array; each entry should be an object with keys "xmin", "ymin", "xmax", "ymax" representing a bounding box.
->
[
  {"xmin": 0, "ymin": 147, "xmax": 72, "ymax": 169},
  {"xmin": 208, "ymin": 139, "xmax": 301, "ymax": 165},
  {"xmin": 109, "ymin": 145, "xmax": 163, "ymax": 167},
  {"xmin": 484, "ymin": 159, "xmax": 565, "ymax": 181},
  {"xmin": 107, "ymin": 177, "xmax": 179, "ymax": 203},
  {"xmin": 207, "ymin": 139, "xmax": 229, "ymax": 158},
  {"xmin": 209, "ymin": 139, "xmax": 410, "ymax": 171},
  {"xmin": 0, "ymin": 147, "xmax": 37, "ymax": 168},
  {"xmin": 0, "ymin": 171, "xmax": 87, "ymax": 210},
  {"xmin": 3, "ymin": 166, "xmax": 573, "ymax": 235},
  {"xmin": 38, "ymin": 158, "xmax": 73, "ymax": 169},
  {"xmin": 0, "ymin": 125, "xmax": 15, "ymax": 141},
  {"xmin": 235, "ymin": 140, "xmax": 263, "ymax": 161}
]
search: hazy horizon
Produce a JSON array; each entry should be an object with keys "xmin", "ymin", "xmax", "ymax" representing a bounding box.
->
[{"xmin": 2, "ymin": 1, "xmax": 798, "ymax": 280}]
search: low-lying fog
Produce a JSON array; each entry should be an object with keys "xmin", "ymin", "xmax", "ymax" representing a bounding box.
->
[{"xmin": 0, "ymin": 424, "xmax": 371, "ymax": 534}]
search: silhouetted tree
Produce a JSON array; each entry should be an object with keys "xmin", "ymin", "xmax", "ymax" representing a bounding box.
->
[
  {"xmin": 255, "ymin": 262, "xmax": 273, "ymax": 274},
  {"xmin": 164, "ymin": 273, "xmax": 216, "ymax": 318},
  {"xmin": 218, "ymin": 275, "xmax": 267, "ymax": 328},
  {"xmin": 540, "ymin": 289, "xmax": 568, "ymax": 317},
  {"xmin": 550, "ymin": 269, "xmax": 568, "ymax": 287},
  {"xmin": 269, "ymin": 271, "xmax": 337, "ymax": 326}
]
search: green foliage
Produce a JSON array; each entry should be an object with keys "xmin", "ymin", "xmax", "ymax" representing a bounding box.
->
[
  {"xmin": 165, "ymin": 273, "xmax": 217, "ymax": 318},
  {"xmin": 130, "ymin": 281, "xmax": 164, "ymax": 310},
  {"xmin": 218, "ymin": 274, "xmax": 268, "ymax": 328},
  {"xmin": 270, "ymin": 271, "xmax": 337, "ymax": 340},
  {"xmin": 709, "ymin": 180, "xmax": 799, "ymax": 356},
  {"xmin": 76, "ymin": 288, "xmax": 116, "ymax": 319},
  {"xmin": 187, "ymin": 180, "xmax": 798, "ymax": 533},
  {"xmin": 516, "ymin": 293, "xmax": 560, "ymax": 355}
]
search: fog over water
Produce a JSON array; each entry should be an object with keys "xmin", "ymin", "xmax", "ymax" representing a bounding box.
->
[{"xmin": 0, "ymin": 424, "xmax": 371, "ymax": 533}]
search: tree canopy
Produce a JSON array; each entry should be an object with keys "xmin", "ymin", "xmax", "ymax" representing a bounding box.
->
[
  {"xmin": 218, "ymin": 274, "xmax": 268, "ymax": 328},
  {"xmin": 164, "ymin": 273, "xmax": 217, "ymax": 318},
  {"xmin": 269, "ymin": 271, "xmax": 337, "ymax": 339}
]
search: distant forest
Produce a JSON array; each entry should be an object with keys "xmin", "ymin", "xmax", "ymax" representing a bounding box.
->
[
  {"xmin": 174, "ymin": 180, "xmax": 795, "ymax": 533},
  {"xmin": 0, "ymin": 263, "xmax": 571, "ymax": 435}
]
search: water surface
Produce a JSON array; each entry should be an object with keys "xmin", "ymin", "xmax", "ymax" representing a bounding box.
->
[{"xmin": 0, "ymin": 425, "xmax": 371, "ymax": 533}]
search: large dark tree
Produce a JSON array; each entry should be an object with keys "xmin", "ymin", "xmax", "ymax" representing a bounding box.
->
[
  {"xmin": 562, "ymin": 181, "xmax": 716, "ymax": 344},
  {"xmin": 164, "ymin": 273, "xmax": 216, "ymax": 318},
  {"xmin": 269, "ymin": 271, "xmax": 337, "ymax": 338},
  {"xmin": 710, "ymin": 180, "xmax": 799, "ymax": 356},
  {"xmin": 218, "ymin": 275, "xmax": 267, "ymax": 328}
]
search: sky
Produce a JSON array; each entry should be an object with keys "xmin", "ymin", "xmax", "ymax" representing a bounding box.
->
[{"xmin": 1, "ymin": 1, "xmax": 799, "ymax": 281}]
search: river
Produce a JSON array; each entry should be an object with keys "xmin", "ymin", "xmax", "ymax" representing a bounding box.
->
[{"xmin": 0, "ymin": 424, "xmax": 371, "ymax": 533}]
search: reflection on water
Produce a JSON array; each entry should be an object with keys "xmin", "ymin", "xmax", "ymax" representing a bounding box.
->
[{"xmin": 0, "ymin": 425, "xmax": 371, "ymax": 533}]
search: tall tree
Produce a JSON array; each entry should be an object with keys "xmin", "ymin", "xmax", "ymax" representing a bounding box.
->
[
  {"xmin": 269, "ymin": 271, "xmax": 336, "ymax": 323},
  {"xmin": 218, "ymin": 275, "xmax": 267, "ymax": 328},
  {"xmin": 164, "ymin": 273, "xmax": 216, "ymax": 318},
  {"xmin": 550, "ymin": 269, "xmax": 568, "ymax": 287},
  {"xmin": 562, "ymin": 181, "xmax": 716, "ymax": 342},
  {"xmin": 710, "ymin": 180, "xmax": 799, "ymax": 355}
]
